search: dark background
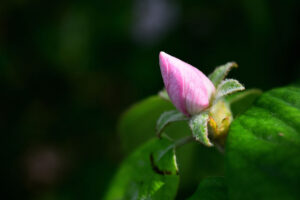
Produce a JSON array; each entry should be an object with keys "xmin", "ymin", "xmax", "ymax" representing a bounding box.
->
[{"xmin": 1, "ymin": 0, "xmax": 299, "ymax": 199}]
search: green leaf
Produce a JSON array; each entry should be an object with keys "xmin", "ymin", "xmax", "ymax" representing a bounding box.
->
[
  {"xmin": 225, "ymin": 89, "xmax": 262, "ymax": 117},
  {"xmin": 189, "ymin": 112, "xmax": 213, "ymax": 146},
  {"xmin": 104, "ymin": 138, "xmax": 179, "ymax": 200},
  {"xmin": 118, "ymin": 96, "xmax": 175, "ymax": 154},
  {"xmin": 188, "ymin": 177, "xmax": 228, "ymax": 200},
  {"xmin": 226, "ymin": 86, "xmax": 300, "ymax": 200},
  {"xmin": 208, "ymin": 62, "xmax": 238, "ymax": 87},
  {"xmin": 156, "ymin": 110, "xmax": 187, "ymax": 137},
  {"xmin": 215, "ymin": 79, "xmax": 245, "ymax": 99}
]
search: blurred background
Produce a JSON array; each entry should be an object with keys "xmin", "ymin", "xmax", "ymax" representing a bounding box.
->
[{"xmin": 1, "ymin": 0, "xmax": 299, "ymax": 199}]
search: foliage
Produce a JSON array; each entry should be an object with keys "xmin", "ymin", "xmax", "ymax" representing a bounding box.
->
[
  {"xmin": 106, "ymin": 84, "xmax": 300, "ymax": 199},
  {"xmin": 188, "ymin": 177, "xmax": 228, "ymax": 200},
  {"xmin": 117, "ymin": 94, "xmax": 225, "ymax": 198},
  {"xmin": 104, "ymin": 137, "xmax": 179, "ymax": 200},
  {"xmin": 226, "ymin": 86, "xmax": 300, "ymax": 200}
]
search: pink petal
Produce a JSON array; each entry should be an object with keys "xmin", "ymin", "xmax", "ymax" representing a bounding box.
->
[{"xmin": 159, "ymin": 51, "xmax": 215, "ymax": 116}]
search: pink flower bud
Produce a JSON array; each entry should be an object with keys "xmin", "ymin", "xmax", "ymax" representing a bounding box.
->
[{"xmin": 159, "ymin": 51, "xmax": 215, "ymax": 116}]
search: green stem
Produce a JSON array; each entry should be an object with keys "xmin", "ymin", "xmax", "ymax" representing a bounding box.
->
[
  {"xmin": 215, "ymin": 143, "xmax": 225, "ymax": 154},
  {"xmin": 174, "ymin": 136, "xmax": 194, "ymax": 149}
]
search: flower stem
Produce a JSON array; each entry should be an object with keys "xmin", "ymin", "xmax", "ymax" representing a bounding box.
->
[{"xmin": 174, "ymin": 136, "xmax": 194, "ymax": 149}]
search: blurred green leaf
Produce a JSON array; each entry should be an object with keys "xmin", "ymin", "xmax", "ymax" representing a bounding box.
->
[
  {"xmin": 225, "ymin": 89, "xmax": 262, "ymax": 117},
  {"xmin": 226, "ymin": 85, "xmax": 300, "ymax": 200},
  {"xmin": 188, "ymin": 177, "xmax": 228, "ymax": 200},
  {"xmin": 118, "ymin": 96, "xmax": 175, "ymax": 154},
  {"xmin": 104, "ymin": 137, "xmax": 179, "ymax": 200}
]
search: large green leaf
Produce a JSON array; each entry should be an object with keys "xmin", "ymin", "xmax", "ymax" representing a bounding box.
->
[
  {"xmin": 226, "ymin": 86, "xmax": 300, "ymax": 200},
  {"xmin": 188, "ymin": 177, "xmax": 228, "ymax": 200},
  {"xmin": 104, "ymin": 138, "xmax": 179, "ymax": 200}
]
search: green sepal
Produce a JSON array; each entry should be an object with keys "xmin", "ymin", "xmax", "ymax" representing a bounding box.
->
[
  {"xmin": 189, "ymin": 112, "xmax": 213, "ymax": 147},
  {"xmin": 208, "ymin": 62, "xmax": 238, "ymax": 87},
  {"xmin": 158, "ymin": 88, "xmax": 170, "ymax": 101},
  {"xmin": 215, "ymin": 79, "xmax": 245, "ymax": 100},
  {"xmin": 156, "ymin": 110, "xmax": 187, "ymax": 137}
]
